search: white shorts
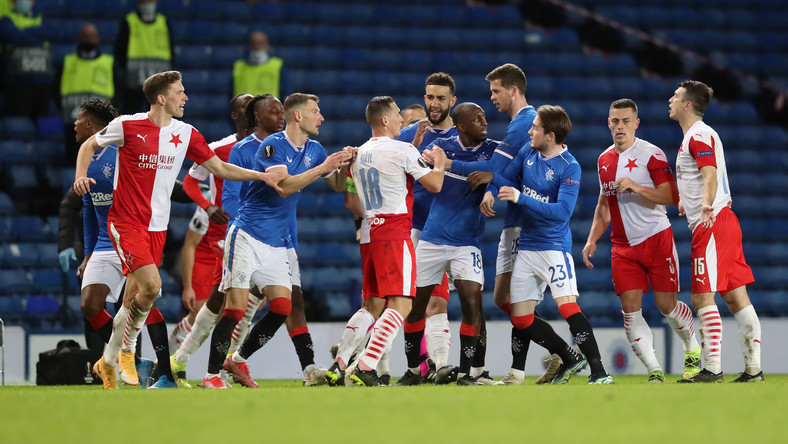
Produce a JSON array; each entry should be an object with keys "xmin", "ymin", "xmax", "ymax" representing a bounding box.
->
[
  {"xmin": 510, "ymin": 250, "xmax": 579, "ymax": 304},
  {"xmin": 81, "ymin": 250, "xmax": 125, "ymax": 303},
  {"xmin": 287, "ymin": 248, "xmax": 301, "ymax": 287},
  {"xmin": 416, "ymin": 241, "xmax": 484, "ymax": 287},
  {"xmin": 221, "ymin": 225, "xmax": 292, "ymax": 292},
  {"xmin": 410, "ymin": 228, "xmax": 422, "ymax": 247},
  {"xmin": 495, "ymin": 227, "xmax": 521, "ymax": 275}
]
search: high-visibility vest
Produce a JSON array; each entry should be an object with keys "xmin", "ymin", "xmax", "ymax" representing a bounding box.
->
[
  {"xmin": 232, "ymin": 57, "xmax": 283, "ymax": 98},
  {"xmin": 2, "ymin": 12, "xmax": 53, "ymax": 78},
  {"xmin": 60, "ymin": 53, "xmax": 114, "ymax": 122},
  {"xmin": 124, "ymin": 12, "xmax": 171, "ymax": 87}
]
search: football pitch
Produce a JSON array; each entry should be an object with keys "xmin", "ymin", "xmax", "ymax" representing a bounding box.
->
[{"xmin": 2, "ymin": 375, "xmax": 784, "ymax": 444}]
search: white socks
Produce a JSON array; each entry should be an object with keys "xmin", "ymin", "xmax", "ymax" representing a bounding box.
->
[
  {"xmin": 175, "ymin": 304, "xmax": 219, "ymax": 363},
  {"xmin": 623, "ymin": 310, "xmax": 661, "ymax": 372},
  {"xmin": 425, "ymin": 313, "xmax": 451, "ymax": 370},
  {"xmin": 733, "ymin": 304, "xmax": 761, "ymax": 372},
  {"xmin": 168, "ymin": 317, "xmax": 192, "ymax": 354},
  {"xmin": 336, "ymin": 308, "xmax": 375, "ymax": 370},
  {"xmin": 664, "ymin": 301, "xmax": 700, "ymax": 352},
  {"xmin": 103, "ymin": 305, "xmax": 130, "ymax": 365},
  {"xmin": 359, "ymin": 310, "xmax": 403, "ymax": 371},
  {"xmin": 698, "ymin": 305, "xmax": 723, "ymax": 374}
]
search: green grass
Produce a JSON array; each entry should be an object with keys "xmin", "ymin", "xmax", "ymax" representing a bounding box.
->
[{"xmin": 2, "ymin": 375, "xmax": 786, "ymax": 443}]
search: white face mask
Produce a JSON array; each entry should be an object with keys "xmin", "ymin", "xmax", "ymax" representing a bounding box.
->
[
  {"xmin": 249, "ymin": 50, "xmax": 269, "ymax": 65},
  {"xmin": 15, "ymin": 0, "xmax": 33, "ymax": 15},
  {"xmin": 139, "ymin": 3, "xmax": 156, "ymax": 18}
]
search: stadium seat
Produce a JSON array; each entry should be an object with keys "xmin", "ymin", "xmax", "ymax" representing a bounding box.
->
[
  {"xmin": 0, "ymin": 270, "xmax": 35, "ymax": 295},
  {"xmin": 0, "ymin": 192, "xmax": 15, "ymax": 215},
  {"xmin": 0, "ymin": 296, "xmax": 27, "ymax": 321},
  {"xmin": 33, "ymin": 268, "xmax": 63, "ymax": 294}
]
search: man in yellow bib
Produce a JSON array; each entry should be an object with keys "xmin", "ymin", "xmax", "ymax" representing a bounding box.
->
[
  {"xmin": 58, "ymin": 23, "xmax": 114, "ymax": 160},
  {"xmin": 233, "ymin": 31, "xmax": 284, "ymax": 98},
  {"xmin": 114, "ymin": 0, "xmax": 173, "ymax": 113}
]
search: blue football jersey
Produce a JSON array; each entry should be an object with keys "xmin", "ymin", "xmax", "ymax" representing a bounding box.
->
[
  {"xmin": 492, "ymin": 145, "xmax": 581, "ymax": 252},
  {"xmin": 83, "ymin": 145, "xmax": 118, "ymax": 254},
  {"xmin": 224, "ymin": 133, "xmax": 299, "ymax": 250},
  {"xmin": 396, "ymin": 123, "xmax": 458, "ymax": 231},
  {"xmin": 233, "ymin": 131, "xmax": 327, "ymax": 248},
  {"xmin": 421, "ymin": 137, "xmax": 498, "ymax": 249},
  {"xmin": 449, "ymin": 106, "xmax": 536, "ymax": 229}
]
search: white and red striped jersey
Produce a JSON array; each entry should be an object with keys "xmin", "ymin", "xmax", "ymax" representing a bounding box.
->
[
  {"xmin": 351, "ymin": 136, "xmax": 432, "ymax": 244},
  {"xmin": 675, "ymin": 121, "xmax": 732, "ymax": 231},
  {"xmin": 95, "ymin": 113, "xmax": 215, "ymax": 231},
  {"xmin": 188, "ymin": 133, "xmax": 236, "ymax": 208},
  {"xmin": 598, "ymin": 138, "xmax": 674, "ymax": 246}
]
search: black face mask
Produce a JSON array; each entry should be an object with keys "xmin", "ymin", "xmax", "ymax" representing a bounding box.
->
[{"xmin": 77, "ymin": 43, "xmax": 99, "ymax": 59}]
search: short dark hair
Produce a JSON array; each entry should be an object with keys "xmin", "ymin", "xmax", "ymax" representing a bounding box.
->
[
  {"xmin": 537, "ymin": 105, "xmax": 572, "ymax": 145},
  {"xmin": 450, "ymin": 102, "xmax": 481, "ymax": 125},
  {"xmin": 81, "ymin": 98, "xmax": 119, "ymax": 127},
  {"xmin": 244, "ymin": 94, "xmax": 275, "ymax": 130},
  {"xmin": 486, "ymin": 63, "xmax": 527, "ymax": 96},
  {"xmin": 366, "ymin": 96, "xmax": 396, "ymax": 127},
  {"xmin": 610, "ymin": 98, "xmax": 638, "ymax": 115},
  {"xmin": 402, "ymin": 104, "xmax": 425, "ymax": 115},
  {"xmin": 425, "ymin": 72, "xmax": 455, "ymax": 96},
  {"xmin": 142, "ymin": 70, "xmax": 182, "ymax": 105},
  {"xmin": 283, "ymin": 93, "xmax": 319, "ymax": 116},
  {"xmin": 678, "ymin": 80, "xmax": 713, "ymax": 117}
]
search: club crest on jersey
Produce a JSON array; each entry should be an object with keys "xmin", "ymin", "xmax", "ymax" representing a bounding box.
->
[
  {"xmin": 264, "ymin": 145, "xmax": 275, "ymax": 158},
  {"xmin": 545, "ymin": 167, "xmax": 555, "ymax": 182},
  {"xmin": 304, "ymin": 153, "xmax": 313, "ymax": 168},
  {"xmin": 102, "ymin": 163, "xmax": 113, "ymax": 178}
]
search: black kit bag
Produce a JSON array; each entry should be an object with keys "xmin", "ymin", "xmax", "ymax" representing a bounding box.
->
[{"xmin": 36, "ymin": 339, "xmax": 103, "ymax": 385}]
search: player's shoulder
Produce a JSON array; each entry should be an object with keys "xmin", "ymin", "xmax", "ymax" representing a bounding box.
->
[
  {"xmin": 397, "ymin": 122, "xmax": 418, "ymax": 140},
  {"xmin": 511, "ymin": 106, "xmax": 537, "ymax": 127},
  {"xmin": 305, "ymin": 137, "xmax": 325, "ymax": 152},
  {"xmin": 208, "ymin": 133, "xmax": 237, "ymax": 151},
  {"xmin": 599, "ymin": 145, "xmax": 616, "ymax": 161},
  {"xmin": 688, "ymin": 121, "xmax": 716, "ymax": 143},
  {"xmin": 633, "ymin": 138, "xmax": 668, "ymax": 158},
  {"xmin": 556, "ymin": 147, "xmax": 581, "ymax": 169}
]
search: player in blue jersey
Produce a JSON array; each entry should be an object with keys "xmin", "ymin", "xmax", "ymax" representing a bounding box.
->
[
  {"xmin": 491, "ymin": 105, "xmax": 613, "ymax": 384},
  {"xmin": 396, "ymin": 72, "xmax": 458, "ymax": 381},
  {"xmin": 438, "ymin": 64, "xmax": 543, "ymax": 384},
  {"xmin": 221, "ymin": 94, "xmax": 329, "ymax": 386},
  {"xmin": 76, "ymin": 98, "xmax": 123, "ymax": 348},
  {"xmin": 200, "ymin": 93, "xmax": 352, "ymax": 388},
  {"xmin": 398, "ymin": 103, "xmax": 499, "ymax": 386}
]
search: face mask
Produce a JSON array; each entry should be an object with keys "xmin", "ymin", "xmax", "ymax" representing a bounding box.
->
[
  {"xmin": 249, "ymin": 50, "xmax": 269, "ymax": 65},
  {"xmin": 77, "ymin": 43, "xmax": 99, "ymax": 58},
  {"xmin": 15, "ymin": 0, "xmax": 33, "ymax": 15},
  {"xmin": 139, "ymin": 3, "xmax": 156, "ymax": 18}
]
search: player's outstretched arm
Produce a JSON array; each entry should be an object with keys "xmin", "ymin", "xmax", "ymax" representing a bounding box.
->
[
  {"xmin": 323, "ymin": 148, "xmax": 355, "ymax": 191},
  {"xmin": 73, "ymin": 134, "xmax": 101, "ymax": 195},
  {"xmin": 582, "ymin": 194, "xmax": 611, "ymax": 269},
  {"xmin": 417, "ymin": 146, "xmax": 446, "ymax": 193},
  {"xmin": 279, "ymin": 150, "xmax": 352, "ymax": 197},
  {"xmin": 200, "ymin": 156, "xmax": 286, "ymax": 194}
]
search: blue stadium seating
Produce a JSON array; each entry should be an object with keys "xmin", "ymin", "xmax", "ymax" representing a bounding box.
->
[
  {"xmin": 0, "ymin": 270, "xmax": 35, "ymax": 295},
  {"xmin": 0, "ymin": 296, "xmax": 27, "ymax": 321},
  {"xmin": 0, "ymin": 192, "xmax": 14, "ymax": 215}
]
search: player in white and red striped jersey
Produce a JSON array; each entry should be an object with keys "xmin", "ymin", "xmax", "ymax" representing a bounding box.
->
[
  {"xmin": 343, "ymin": 96, "xmax": 447, "ymax": 387},
  {"xmin": 669, "ymin": 80, "xmax": 762, "ymax": 383},
  {"xmin": 168, "ymin": 93, "xmax": 253, "ymax": 357},
  {"xmin": 582, "ymin": 99, "xmax": 701, "ymax": 383},
  {"xmin": 73, "ymin": 71, "xmax": 283, "ymax": 389}
]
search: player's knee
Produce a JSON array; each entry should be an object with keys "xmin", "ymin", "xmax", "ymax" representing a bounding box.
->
[{"xmin": 269, "ymin": 297, "xmax": 292, "ymax": 317}]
